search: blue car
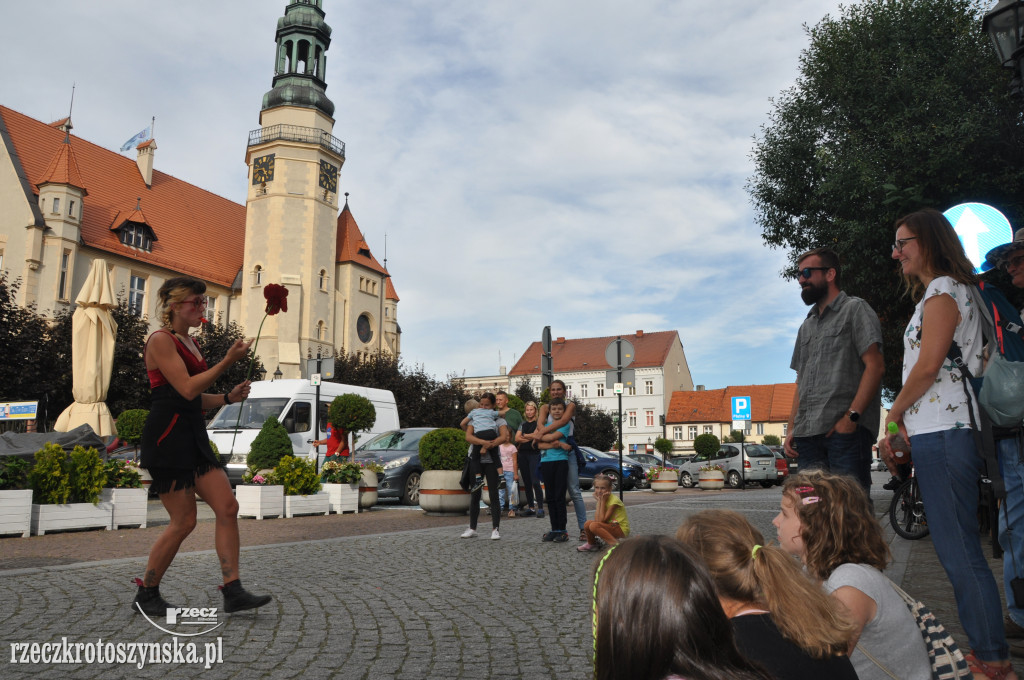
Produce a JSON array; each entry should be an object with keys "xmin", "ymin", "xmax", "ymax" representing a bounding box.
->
[{"xmin": 576, "ymin": 446, "xmax": 641, "ymax": 491}]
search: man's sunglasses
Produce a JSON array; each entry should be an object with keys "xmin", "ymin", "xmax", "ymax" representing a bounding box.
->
[{"xmin": 797, "ymin": 267, "xmax": 830, "ymax": 279}]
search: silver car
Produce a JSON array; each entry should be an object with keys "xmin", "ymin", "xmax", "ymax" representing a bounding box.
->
[{"xmin": 677, "ymin": 442, "xmax": 778, "ymax": 489}]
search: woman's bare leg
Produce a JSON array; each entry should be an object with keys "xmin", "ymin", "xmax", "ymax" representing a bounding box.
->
[
  {"xmin": 194, "ymin": 468, "xmax": 240, "ymax": 584},
  {"xmin": 142, "ymin": 484, "xmax": 198, "ymax": 586}
]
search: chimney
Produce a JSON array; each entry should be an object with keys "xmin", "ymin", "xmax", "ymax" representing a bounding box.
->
[
  {"xmin": 136, "ymin": 139, "xmax": 157, "ymax": 187},
  {"xmin": 635, "ymin": 330, "xmax": 644, "ymax": 338},
  {"xmin": 556, "ymin": 337, "xmax": 565, "ymax": 344},
  {"xmin": 499, "ymin": 365, "xmax": 507, "ymax": 375},
  {"xmin": 696, "ymin": 385, "xmax": 705, "ymax": 391}
]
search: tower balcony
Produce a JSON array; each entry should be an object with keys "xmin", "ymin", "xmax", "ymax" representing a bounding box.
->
[{"xmin": 247, "ymin": 124, "xmax": 345, "ymax": 159}]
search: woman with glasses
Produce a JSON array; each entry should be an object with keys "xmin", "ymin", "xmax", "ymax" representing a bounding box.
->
[
  {"xmin": 133, "ymin": 277, "xmax": 272, "ymax": 617},
  {"xmin": 881, "ymin": 209, "xmax": 1015, "ymax": 679}
]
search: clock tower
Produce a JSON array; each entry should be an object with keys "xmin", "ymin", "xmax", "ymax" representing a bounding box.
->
[{"xmin": 242, "ymin": 0, "xmax": 344, "ymax": 377}]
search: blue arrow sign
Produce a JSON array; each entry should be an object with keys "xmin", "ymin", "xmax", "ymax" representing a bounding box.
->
[
  {"xmin": 731, "ymin": 396, "xmax": 751, "ymax": 421},
  {"xmin": 943, "ymin": 203, "xmax": 1013, "ymax": 274}
]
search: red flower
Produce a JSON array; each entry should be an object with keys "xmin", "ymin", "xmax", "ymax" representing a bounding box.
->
[{"xmin": 264, "ymin": 284, "xmax": 288, "ymax": 315}]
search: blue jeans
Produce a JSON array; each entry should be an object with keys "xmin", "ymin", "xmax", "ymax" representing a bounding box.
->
[
  {"xmin": 566, "ymin": 458, "xmax": 586, "ymax": 532},
  {"xmin": 998, "ymin": 435, "xmax": 1024, "ymax": 626},
  {"xmin": 792, "ymin": 426, "xmax": 872, "ymax": 493},
  {"xmin": 912, "ymin": 428, "xmax": 1007, "ymax": 661},
  {"xmin": 498, "ymin": 469, "xmax": 516, "ymax": 510}
]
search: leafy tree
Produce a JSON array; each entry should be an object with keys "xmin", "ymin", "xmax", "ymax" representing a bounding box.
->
[
  {"xmin": 729, "ymin": 429, "xmax": 746, "ymax": 443},
  {"xmin": 199, "ymin": 318, "xmax": 264, "ymax": 396},
  {"xmin": 693, "ymin": 433, "xmax": 720, "ymax": 458},
  {"xmin": 327, "ymin": 393, "xmax": 376, "ymax": 433},
  {"xmin": 571, "ymin": 399, "xmax": 616, "ymax": 451},
  {"xmin": 653, "ymin": 437, "xmax": 674, "ymax": 461},
  {"xmin": 762, "ymin": 434, "xmax": 782, "ymax": 446},
  {"xmin": 0, "ymin": 274, "xmax": 61, "ymax": 426},
  {"xmin": 749, "ymin": 0, "xmax": 1024, "ymax": 395},
  {"xmin": 514, "ymin": 377, "xmax": 537, "ymax": 405}
]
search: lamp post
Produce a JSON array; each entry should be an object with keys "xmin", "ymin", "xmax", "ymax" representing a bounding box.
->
[
  {"xmin": 257, "ymin": 367, "xmax": 267, "ymax": 382},
  {"xmin": 273, "ymin": 366, "xmax": 282, "ymax": 381},
  {"xmin": 983, "ymin": 0, "xmax": 1024, "ymax": 95}
]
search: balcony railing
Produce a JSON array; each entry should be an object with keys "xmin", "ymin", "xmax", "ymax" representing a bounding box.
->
[{"xmin": 247, "ymin": 124, "xmax": 345, "ymax": 158}]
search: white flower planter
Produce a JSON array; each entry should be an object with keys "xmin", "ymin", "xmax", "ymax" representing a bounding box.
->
[
  {"xmin": 100, "ymin": 487, "xmax": 148, "ymax": 529},
  {"xmin": 358, "ymin": 469, "xmax": 379, "ymax": 510},
  {"xmin": 322, "ymin": 483, "xmax": 360, "ymax": 514},
  {"xmin": 284, "ymin": 492, "xmax": 330, "ymax": 518},
  {"xmin": 698, "ymin": 471, "xmax": 726, "ymax": 490},
  {"xmin": 235, "ymin": 484, "xmax": 284, "ymax": 520},
  {"xmin": 419, "ymin": 470, "xmax": 470, "ymax": 515},
  {"xmin": 650, "ymin": 470, "xmax": 679, "ymax": 493},
  {"xmin": 0, "ymin": 489, "xmax": 33, "ymax": 537},
  {"xmin": 31, "ymin": 502, "xmax": 113, "ymax": 536}
]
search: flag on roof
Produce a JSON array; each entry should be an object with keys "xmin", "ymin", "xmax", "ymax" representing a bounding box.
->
[{"xmin": 119, "ymin": 127, "xmax": 150, "ymax": 152}]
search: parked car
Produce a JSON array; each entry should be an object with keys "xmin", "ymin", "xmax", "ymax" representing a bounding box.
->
[
  {"xmin": 677, "ymin": 442, "xmax": 777, "ymax": 489},
  {"xmin": 351, "ymin": 428, "xmax": 434, "ymax": 505},
  {"xmin": 668, "ymin": 454, "xmax": 697, "ymax": 467},
  {"xmin": 625, "ymin": 452, "xmax": 677, "ymax": 489},
  {"xmin": 772, "ymin": 451, "xmax": 789, "ymax": 484},
  {"xmin": 767, "ymin": 445, "xmax": 798, "ymax": 475},
  {"xmin": 577, "ymin": 447, "xmax": 641, "ymax": 491}
]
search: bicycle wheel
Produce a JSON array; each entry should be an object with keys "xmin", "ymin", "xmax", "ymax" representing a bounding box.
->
[{"xmin": 889, "ymin": 478, "xmax": 929, "ymax": 540}]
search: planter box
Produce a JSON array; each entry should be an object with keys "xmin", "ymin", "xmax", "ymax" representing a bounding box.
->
[
  {"xmin": 236, "ymin": 484, "xmax": 284, "ymax": 520},
  {"xmin": 419, "ymin": 470, "xmax": 470, "ymax": 515},
  {"xmin": 32, "ymin": 502, "xmax": 112, "ymax": 536},
  {"xmin": 100, "ymin": 487, "xmax": 148, "ymax": 529},
  {"xmin": 323, "ymin": 483, "xmax": 360, "ymax": 514},
  {"xmin": 0, "ymin": 489, "xmax": 33, "ymax": 537},
  {"xmin": 358, "ymin": 469, "xmax": 379, "ymax": 510},
  {"xmin": 284, "ymin": 492, "xmax": 330, "ymax": 518},
  {"xmin": 650, "ymin": 471, "xmax": 679, "ymax": 493},
  {"xmin": 698, "ymin": 471, "xmax": 726, "ymax": 490}
]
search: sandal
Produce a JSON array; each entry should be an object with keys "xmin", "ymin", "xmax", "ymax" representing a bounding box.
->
[
  {"xmin": 965, "ymin": 652, "xmax": 1016, "ymax": 680},
  {"xmin": 508, "ymin": 509, "xmax": 516, "ymax": 518}
]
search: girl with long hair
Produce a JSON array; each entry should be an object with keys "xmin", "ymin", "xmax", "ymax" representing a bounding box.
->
[
  {"xmin": 882, "ymin": 208, "xmax": 1015, "ymax": 679},
  {"xmin": 592, "ymin": 534, "xmax": 772, "ymax": 680},
  {"xmin": 515, "ymin": 400, "xmax": 544, "ymax": 518},
  {"xmin": 676, "ymin": 509, "xmax": 857, "ymax": 680},
  {"xmin": 777, "ymin": 471, "xmax": 932, "ymax": 680}
]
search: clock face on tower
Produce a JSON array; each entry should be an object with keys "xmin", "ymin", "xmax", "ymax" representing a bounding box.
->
[
  {"xmin": 252, "ymin": 154, "xmax": 275, "ymax": 185},
  {"xmin": 318, "ymin": 160, "xmax": 338, "ymax": 193}
]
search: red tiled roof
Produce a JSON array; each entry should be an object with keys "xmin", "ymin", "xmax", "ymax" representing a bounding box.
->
[
  {"xmin": 509, "ymin": 330, "xmax": 679, "ymax": 375},
  {"xmin": 385, "ymin": 277, "xmax": 399, "ymax": 301},
  {"xmin": 666, "ymin": 383, "xmax": 797, "ymax": 424},
  {"xmin": 38, "ymin": 138, "xmax": 87, "ymax": 193},
  {"xmin": 335, "ymin": 203, "xmax": 388, "ymax": 276},
  {"xmin": 1, "ymin": 105, "xmax": 245, "ymax": 287}
]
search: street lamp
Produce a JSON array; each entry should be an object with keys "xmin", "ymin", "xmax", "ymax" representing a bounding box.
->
[
  {"xmin": 257, "ymin": 367, "xmax": 267, "ymax": 381},
  {"xmin": 273, "ymin": 366, "xmax": 283, "ymax": 381},
  {"xmin": 983, "ymin": 0, "xmax": 1024, "ymax": 93}
]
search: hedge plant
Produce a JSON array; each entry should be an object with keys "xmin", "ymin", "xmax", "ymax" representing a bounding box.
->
[
  {"xmin": 419, "ymin": 428, "xmax": 468, "ymax": 471},
  {"xmin": 247, "ymin": 415, "xmax": 292, "ymax": 472},
  {"xmin": 273, "ymin": 455, "xmax": 321, "ymax": 496},
  {"xmin": 0, "ymin": 456, "xmax": 31, "ymax": 491},
  {"xmin": 653, "ymin": 437, "xmax": 674, "ymax": 457},
  {"xmin": 28, "ymin": 443, "xmax": 72, "ymax": 504},
  {"xmin": 103, "ymin": 459, "xmax": 142, "ymax": 489},
  {"xmin": 68, "ymin": 446, "xmax": 106, "ymax": 503},
  {"xmin": 115, "ymin": 409, "xmax": 149, "ymax": 446},
  {"xmin": 693, "ymin": 433, "xmax": 720, "ymax": 459}
]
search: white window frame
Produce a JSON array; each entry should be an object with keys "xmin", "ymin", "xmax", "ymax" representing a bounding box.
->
[
  {"xmin": 580, "ymin": 383, "xmax": 588, "ymax": 398},
  {"xmin": 627, "ymin": 410, "xmax": 637, "ymax": 428},
  {"xmin": 58, "ymin": 250, "xmax": 70, "ymax": 300},
  {"xmin": 645, "ymin": 410, "xmax": 655, "ymax": 427},
  {"xmin": 644, "ymin": 380, "xmax": 653, "ymax": 395},
  {"xmin": 129, "ymin": 274, "xmax": 146, "ymax": 316},
  {"xmin": 596, "ymin": 383, "xmax": 605, "ymax": 397},
  {"xmin": 673, "ymin": 426, "xmax": 683, "ymax": 440},
  {"xmin": 703, "ymin": 425, "xmax": 714, "ymax": 435}
]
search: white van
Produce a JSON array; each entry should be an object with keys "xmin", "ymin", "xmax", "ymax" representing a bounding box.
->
[{"xmin": 206, "ymin": 379, "xmax": 399, "ymax": 484}]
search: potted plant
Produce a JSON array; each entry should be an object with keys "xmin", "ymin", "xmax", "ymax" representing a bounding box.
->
[
  {"xmin": 653, "ymin": 437, "xmax": 674, "ymax": 465},
  {"xmin": 235, "ymin": 470, "xmax": 283, "ymax": 520},
  {"xmin": 100, "ymin": 458, "xmax": 148, "ymax": 529},
  {"xmin": 356, "ymin": 460, "xmax": 384, "ymax": 510},
  {"xmin": 29, "ymin": 444, "xmax": 113, "ymax": 535},
  {"xmin": 115, "ymin": 409, "xmax": 151, "ymax": 491},
  {"xmin": 418, "ymin": 428, "xmax": 471, "ymax": 515},
  {"xmin": 320, "ymin": 459, "xmax": 362, "ymax": 514},
  {"xmin": 698, "ymin": 463, "xmax": 726, "ymax": 490},
  {"xmin": 247, "ymin": 415, "xmax": 292, "ymax": 473},
  {"xmin": 647, "ymin": 466, "xmax": 678, "ymax": 493},
  {"xmin": 0, "ymin": 456, "xmax": 32, "ymax": 537},
  {"xmin": 275, "ymin": 455, "xmax": 328, "ymax": 517}
]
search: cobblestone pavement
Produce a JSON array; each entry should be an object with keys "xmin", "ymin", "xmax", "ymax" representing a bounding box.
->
[{"xmin": 1, "ymin": 482, "xmax": 1020, "ymax": 678}]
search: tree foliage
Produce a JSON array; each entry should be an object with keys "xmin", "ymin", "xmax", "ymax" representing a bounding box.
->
[
  {"xmin": 762, "ymin": 433, "xmax": 782, "ymax": 446},
  {"xmin": 199, "ymin": 318, "xmax": 264, "ymax": 395},
  {"xmin": 514, "ymin": 377, "xmax": 538, "ymax": 405},
  {"xmin": 571, "ymin": 399, "xmax": 616, "ymax": 451},
  {"xmin": 247, "ymin": 415, "xmax": 292, "ymax": 471},
  {"xmin": 0, "ymin": 274, "xmax": 63, "ymax": 426},
  {"xmin": 694, "ymin": 433, "xmax": 721, "ymax": 458},
  {"xmin": 749, "ymin": 0, "xmax": 1024, "ymax": 395}
]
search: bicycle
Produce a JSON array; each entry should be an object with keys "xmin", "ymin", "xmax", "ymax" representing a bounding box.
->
[{"xmin": 889, "ymin": 471, "xmax": 929, "ymax": 540}]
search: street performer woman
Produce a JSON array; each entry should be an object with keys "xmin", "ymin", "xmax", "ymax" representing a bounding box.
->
[{"xmin": 132, "ymin": 277, "xmax": 271, "ymax": 616}]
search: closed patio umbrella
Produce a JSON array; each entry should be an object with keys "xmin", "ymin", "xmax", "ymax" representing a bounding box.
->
[{"xmin": 54, "ymin": 259, "xmax": 118, "ymax": 436}]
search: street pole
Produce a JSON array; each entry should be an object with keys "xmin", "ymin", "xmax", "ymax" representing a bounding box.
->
[
  {"xmin": 616, "ymin": 337, "xmax": 623, "ymax": 502},
  {"xmin": 313, "ymin": 350, "xmax": 322, "ymax": 471}
]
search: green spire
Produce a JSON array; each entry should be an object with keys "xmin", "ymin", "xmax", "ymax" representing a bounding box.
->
[{"xmin": 262, "ymin": 0, "xmax": 335, "ymax": 117}]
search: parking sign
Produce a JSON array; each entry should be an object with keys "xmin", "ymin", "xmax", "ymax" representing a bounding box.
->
[{"xmin": 731, "ymin": 396, "xmax": 751, "ymax": 421}]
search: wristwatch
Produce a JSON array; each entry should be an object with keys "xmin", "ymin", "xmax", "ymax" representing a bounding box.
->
[{"xmin": 846, "ymin": 409, "xmax": 860, "ymax": 423}]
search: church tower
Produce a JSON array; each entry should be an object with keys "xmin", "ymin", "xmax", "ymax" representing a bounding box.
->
[{"xmin": 242, "ymin": 0, "xmax": 344, "ymax": 378}]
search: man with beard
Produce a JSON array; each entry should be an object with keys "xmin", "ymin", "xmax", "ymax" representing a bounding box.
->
[{"xmin": 784, "ymin": 247, "xmax": 883, "ymax": 494}]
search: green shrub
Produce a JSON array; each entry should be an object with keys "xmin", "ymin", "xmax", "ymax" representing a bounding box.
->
[
  {"xmin": 273, "ymin": 455, "xmax": 321, "ymax": 496},
  {"xmin": 0, "ymin": 456, "xmax": 31, "ymax": 491},
  {"xmin": 115, "ymin": 409, "xmax": 149, "ymax": 445},
  {"xmin": 247, "ymin": 416, "xmax": 292, "ymax": 471},
  {"xmin": 320, "ymin": 460, "xmax": 362, "ymax": 484},
  {"xmin": 505, "ymin": 394, "xmax": 525, "ymax": 414},
  {"xmin": 761, "ymin": 434, "xmax": 781, "ymax": 446},
  {"xmin": 693, "ymin": 433, "xmax": 720, "ymax": 459},
  {"xmin": 103, "ymin": 459, "xmax": 142, "ymax": 489},
  {"xmin": 419, "ymin": 428, "xmax": 468, "ymax": 471},
  {"xmin": 327, "ymin": 394, "xmax": 376, "ymax": 433},
  {"xmin": 729, "ymin": 429, "xmax": 745, "ymax": 443},
  {"xmin": 68, "ymin": 446, "xmax": 106, "ymax": 503},
  {"xmin": 28, "ymin": 444, "xmax": 71, "ymax": 505},
  {"xmin": 653, "ymin": 437, "xmax": 674, "ymax": 457}
]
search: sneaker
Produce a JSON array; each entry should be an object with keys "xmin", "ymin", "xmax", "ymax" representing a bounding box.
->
[
  {"xmin": 541, "ymin": 531, "xmax": 556, "ymax": 542},
  {"xmin": 553, "ymin": 531, "xmax": 569, "ymax": 543},
  {"xmin": 1007, "ymin": 616, "xmax": 1024, "ymax": 640},
  {"xmin": 497, "ymin": 478, "xmax": 507, "ymax": 490},
  {"xmin": 469, "ymin": 477, "xmax": 485, "ymax": 493},
  {"xmin": 460, "ymin": 528, "xmax": 477, "ymax": 539},
  {"xmin": 577, "ymin": 543, "xmax": 597, "ymax": 552},
  {"xmin": 882, "ymin": 475, "xmax": 905, "ymax": 491},
  {"xmin": 521, "ymin": 506, "xmax": 535, "ymax": 517},
  {"xmin": 536, "ymin": 508, "xmax": 545, "ymax": 519},
  {"xmin": 491, "ymin": 529, "xmax": 500, "ymax": 540}
]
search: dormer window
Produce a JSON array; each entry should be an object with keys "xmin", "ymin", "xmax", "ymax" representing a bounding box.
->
[
  {"xmin": 52, "ymin": 198, "xmax": 60, "ymax": 214},
  {"xmin": 120, "ymin": 223, "xmax": 153, "ymax": 252}
]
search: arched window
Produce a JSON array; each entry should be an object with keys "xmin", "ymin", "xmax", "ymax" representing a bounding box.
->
[
  {"xmin": 253, "ymin": 265, "xmax": 263, "ymax": 286},
  {"xmin": 317, "ymin": 321, "xmax": 326, "ymax": 341},
  {"xmin": 318, "ymin": 269, "xmax": 327, "ymax": 290}
]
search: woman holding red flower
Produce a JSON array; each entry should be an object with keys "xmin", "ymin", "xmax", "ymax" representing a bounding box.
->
[{"xmin": 133, "ymin": 276, "xmax": 273, "ymax": 617}]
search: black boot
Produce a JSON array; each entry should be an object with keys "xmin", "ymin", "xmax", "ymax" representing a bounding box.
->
[
  {"xmin": 132, "ymin": 578, "xmax": 172, "ymax": 616},
  {"xmin": 220, "ymin": 579, "xmax": 272, "ymax": 613}
]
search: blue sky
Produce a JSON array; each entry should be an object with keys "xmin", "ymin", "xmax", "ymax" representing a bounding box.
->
[{"xmin": 1, "ymin": 0, "xmax": 850, "ymax": 389}]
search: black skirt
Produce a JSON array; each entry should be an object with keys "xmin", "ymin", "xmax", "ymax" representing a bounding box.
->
[{"xmin": 141, "ymin": 384, "xmax": 224, "ymax": 494}]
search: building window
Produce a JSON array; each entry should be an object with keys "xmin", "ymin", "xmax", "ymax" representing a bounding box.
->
[
  {"xmin": 596, "ymin": 383, "xmax": 604, "ymax": 397},
  {"xmin": 783, "ymin": 423, "xmax": 788, "ymax": 437},
  {"xmin": 744, "ymin": 422, "xmax": 752, "ymax": 435},
  {"xmin": 756, "ymin": 423, "xmax": 764, "ymax": 435},
  {"xmin": 703, "ymin": 425, "xmax": 713, "ymax": 435},
  {"xmin": 52, "ymin": 198, "xmax": 60, "ymax": 214},
  {"xmin": 253, "ymin": 265, "xmax": 262, "ymax": 286},
  {"xmin": 385, "ymin": 307, "xmax": 389, "ymax": 317},
  {"xmin": 645, "ymin": 410, "xmax": 655, "ymax": 427},
  {"xmin": 673, "ymin": 426, "xmax": 682, "ymax": 440},
  {"xmin": 688, "ymin": 426, "xmax": 698, "ymax": 440},
  {"xmin": 58, "ymin": 250, "xmax": 70, "ymax": 299},
  {"xmin": 644, "ymin": 380, "xmax": 653, "ymax": 395},
  {"xmin": 68, "ymin": 200, "xmax": 76, "ymax": 218},
  {"xmin": 206, "ymin": 296, "xmax": 217, "ymax": 324},
  {"xmin": 318, "ymin": 269, "xmax": 327, "ymax": 290},
  {"xmin": 579, "ymin": 383, "xmax": 588, "ymax": 398},
  {"xmin": 566, "ymin": 385, "xmax": 573, "ymax": 399},
  {"xmin": 627, "ymin": 411, "xmax": 637, "ymax": 428},
  {"xmin": 129, "ymin": 275, "xmax": 146, "ymax": 316},
  {"xmin": 120, "ymin": 223, "xmax": 152, "ymax": 251},
  {"xmin": 627, "ymin": 385, "xmax": 636, "ymax": 396}
]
